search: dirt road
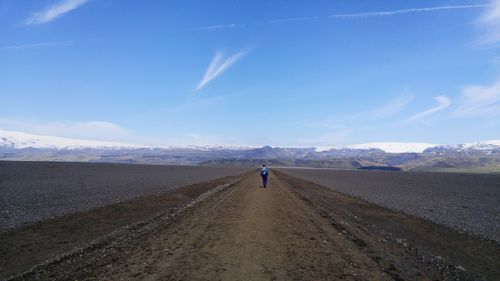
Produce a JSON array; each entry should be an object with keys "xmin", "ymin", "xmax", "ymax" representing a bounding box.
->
[{"xmin": 10, "ymin": 171, "xmax": 498, "ymax": 280}]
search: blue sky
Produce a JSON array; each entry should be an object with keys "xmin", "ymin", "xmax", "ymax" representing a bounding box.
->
[{"xmin": 1, "ymin": 0, "xmax": 500, "ymax": 146}]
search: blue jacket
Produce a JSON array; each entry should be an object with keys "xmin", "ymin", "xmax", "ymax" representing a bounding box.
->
[{"xmin": 260, "ymin": 167, "xmax": 268, "ymax": 177}]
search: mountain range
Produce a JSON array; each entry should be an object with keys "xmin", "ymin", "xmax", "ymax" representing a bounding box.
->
[{"xmin": 1, "ymin": 129, "xmax": 499, "ymax": 173}]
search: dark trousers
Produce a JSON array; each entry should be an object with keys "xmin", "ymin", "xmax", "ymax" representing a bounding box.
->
[{"xmin": 261, "ymin": 175, "xmax": 268, "ymax": 187}]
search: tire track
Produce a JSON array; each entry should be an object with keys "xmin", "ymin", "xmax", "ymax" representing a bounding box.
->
[{"xmin": 10, "ymin": 171, "xmax": 488, "ymax": 280}]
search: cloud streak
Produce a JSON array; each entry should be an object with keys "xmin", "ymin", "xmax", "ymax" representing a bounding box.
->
[
  {"xmin": 372, "ymin": 95, "xmax": 414, "ymax": 117},
  {"xmin": 330, "ymin": 5, "xmax": 487, "ymax": 19},
  {"xmin": 196, "ymin": 49, "xmax": 251, "ymax": 91},
  {"xmin": 2, "ymin": 40, "xmax": 74, "ymax": 50},
  {"xmin": 0, "ymin": 119, "xmax": 131, "ymax": 142},
  {"xmin": 408, "ymin": 96, "xmax": 451, "ymax": 122},
  {"xmin": 189, "ymin": 5, "xmax": 487, "ymax": 31},
  {"xmin": 187, "ymin": 16, "xmax": 322, "ymax": 31},
  {"xmin": 194, "ymin": 23, "xmax": 246, "ymax": 31},
  {"xmin": 452, "ymin": 78, "xmax": 500, "ymax": 117},
  {"xmin": 25, "ymin": 0, "xmax": 89, "ymax": 25},
  {"xmin": 476, "ymin": 0, "xmax": 500, "ymax": 45}
]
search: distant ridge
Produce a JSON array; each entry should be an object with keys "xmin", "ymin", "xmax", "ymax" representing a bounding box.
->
[
  {"xmin": 1, "ymin": 129, "xmax": 499, "ymax": 153},
  {"xmin": 344, "ymin": 142, "xmax": 437, "ymax": 153},
  {"xmin": 0, "ymin": 129, "xmax": 251, "ymax": 151},
  {"xmin": 0, "ymin": 129, "xmax": 143, "ymax": 150},
  {"xmin": 1, "ymin": 129, "xmax": 500, "ymax": 173}
]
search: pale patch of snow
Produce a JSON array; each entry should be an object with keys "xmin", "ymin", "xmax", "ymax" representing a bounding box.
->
[
  {"xmin": 0, "ymin": 129, "xmax": 144, "ymax": 149},
  {"xmin": 185, "ymin": 145, "xmax": 257, "ymax": 151},
  {"xmin": 313, "ymin": 146, "xmax": 335, "ymax": 152},
  {"xmin": 345, "ymin": 142, "xmax": 438, "ymax": 153},
  {"xmin": 462, "ymin": 140, "xmax": 500, "ymax": 150},
  {"xmin": 484, "ymin": 140, "xmax": 500, "ymax": 146},
  {"xmin": 0, "ymin": 129, "xmax": 256, "ymax": 151},
  {"xmin": 1, "ymin": 128, "xmax": 498, "ymax": 153}
]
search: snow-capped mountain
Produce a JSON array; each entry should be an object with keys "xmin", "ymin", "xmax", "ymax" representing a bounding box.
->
[
  {"xmin": 463, "ymin": 140, "xmax": 500, "ymax": 150},
  {"xmin": 345, "ymin": 142, "xmax": 438, "ymax": 153},
  {"xmin": 424, "ymin": 140, "xmax": 500, "ymax": 153},
  {"xmin": 317, "ymin": 141, "xmax": 500, "ymax": 154},
  {"xmin": 0, "ymin": 129, "xmax": 254, "ymax": 151},
  {"xmin": 1, "ymin": 129, "xmax": 500, "ymax": 172},
  {"xmin": 314, "ymin": 142, "xmax": 442, "ymax": 154},
  {"xmin": 0, "ymin": 129, "xmax": 144, "ymax": 150},
  {"xmin": 1, "ymin": 129, "xmax": 499, "ymax": 154}
]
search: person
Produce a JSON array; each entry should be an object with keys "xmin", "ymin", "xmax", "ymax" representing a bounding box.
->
[{"xmin": 260, "ymin": 164, "xmax": 269, "ymax": 188}]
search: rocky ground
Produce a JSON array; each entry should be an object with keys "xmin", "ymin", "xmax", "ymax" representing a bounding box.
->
[
  {"xmin": 0, "ymin": 161, "xmax": 249, "ymax": 230},
  {"xmin": 279, "ymin": 167, "xmax": 500, "ymax": 242},
  {"xmin": 2, "ymin": 170, "xmax": 499, "ymax": 280}
]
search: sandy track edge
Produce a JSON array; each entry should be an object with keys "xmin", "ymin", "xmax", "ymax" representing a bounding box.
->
[
  {"xmin": 6, "ymin": 174, "xmax": 249, "ymax": 281},
  {"xmin": 273, "ymin": 170, "xmax": 489, "ymax": 281}
]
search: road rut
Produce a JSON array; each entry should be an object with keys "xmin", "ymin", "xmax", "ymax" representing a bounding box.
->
[{"xmin": 11, "ymin": 172, "xmax": 495, "ymax": 280}]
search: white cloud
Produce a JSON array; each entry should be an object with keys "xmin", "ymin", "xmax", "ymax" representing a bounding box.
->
[
  {"xmin": 132, "ymin": 95, "xmax": 226, "ymax": 119},
  {"xmin": 452, "ymin": 79, "xmax": 500, "ymax": 117},
  {"xmin": 188, "ymin": 16, "xmax": 321, "ymax": 31},
  {"xmin": 477, "ymin": 0, "xmax": 500, "ymax": 45},
  {"xmin": 194, "ymin": 23, "xmax": 246, "ymax": 31},
  {"xmin": 0, "ymin": 119, "xmax": 131, "ymax": 142},
  {"xmin": 408, "ymin": 96, "xmax": 451, "ymax": 121},
  {"xmin": 480, "ymin": 0, "xmax": 500, "ymax": 23},
  {"xmin": 331, "ymin": 5, "xmax": 487, "ymax": 19},
  {"xmin": 307, "ymin": 94, "xmax": 414, "ymax": 127},
  {"xmin": 196, "ymin": 49, "xmax": 251, "ymax": 91},
  {"xmin": 372, "ymin": 95, "xmax": 414, "ymax": 117},
  {"xmin": 2, "ymin": 40, "xmax": 74, "ymax": 50},
  {"xmin": 25, "ymin": 0, "xmax": 89, "ymax": 25},
  {"xmin": 188, "ymin": 5, "xmax": 486, "ymax": 31},
  {"xmin": 264, "ymin": 16, "xmax": 321, "ymax": 24}
]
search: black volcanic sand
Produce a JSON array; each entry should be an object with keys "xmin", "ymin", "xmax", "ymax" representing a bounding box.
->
[
  {"xmin": 4, "ymin": 171, "xmax": 499, "ymax": 281},
  {"xmin": 0, "ymin": 166, "xmax": 252, "ymax": 279},
  {"xmin": 279, "ymin": 168, "xmax": 500, "ymax": 242},
  {"xmin": 0, "ymin": 161, "xmax": 250, "ymax": 231},
  {"xmin": 274, "ymin": 171, "xmax": 500, "ymax": 281}
]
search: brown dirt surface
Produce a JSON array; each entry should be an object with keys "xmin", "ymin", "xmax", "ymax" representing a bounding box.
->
[
  {"xmin": 0, "ymin": 161, "xmax": 250, "ymax": 230},
  {"xmin": 5, "ymin": 171, "xmax": 499, "ymax": 281},
  {"xmin": 278, "ymin": 167, "xmax": 500, "ymax": 242},
  {"xmin": 274, "ymin": 171, "xmax": 500, "ymax": 281},
  {"xmin": 0, "ymin": 172, "xmax": 250, "ymax": 280}
]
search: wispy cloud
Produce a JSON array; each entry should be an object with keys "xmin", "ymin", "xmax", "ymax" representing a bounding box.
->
[
  {"xmin": 196, "ymin": 49, "xmax": 251, "ymax": 91},
  {"xmin": 132, "ymin": 95, "xmax": 226, "ymax": 119},
  {"xmin": 452, "ymin": 78, "xmax": 500, "ymax": 117},
  {"xmin": 264, "ymin": 16, "xmax": 321, "ymax": 24},
  {"xmin": 408, "ymin": 96, "xmax": 451, "ymax": 122},
  {"xmin": 300, "ymin": 93, "xmax": 414, "ymax": 132},
  {"xmin": 372, "ymin": 95, "xmax": 414, "ymax": 117},
  {"xmin": 330, "ymin": 5, "xmax": 487, "ymax": 19},
  {"xmin": 476, "ymin": 0, "xmax": 500, "ymax": 45},
  {"xmin": 25, "ymin": 0, "xmax": 89, "ymax": 25},
  {"xmin": 2, "ymin": 40, "xmax": 74, "ymax": 50},
  {"xmin": 0, "ymin": 119, "xmax": 131, "ymax": 142},
  {"xmin": 188, "ymin": 5, "xmax": 487, "ymax": 31},
  {"xmin": 187, "ymin": 16, "xmax": 321, "ymax": 31},
  {"xmin": 194, "ymin": 23, "xmax": 246, "ymax": 31}
]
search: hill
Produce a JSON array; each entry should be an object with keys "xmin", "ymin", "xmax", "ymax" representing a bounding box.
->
[{"xmin": 1, "ymin": 129, "xmax": 500, "ymax": 173}]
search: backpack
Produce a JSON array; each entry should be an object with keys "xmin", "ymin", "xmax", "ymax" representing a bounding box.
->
[{"xmin": 261, "ymin": 167, "xmax": 267, "ymax": 175}]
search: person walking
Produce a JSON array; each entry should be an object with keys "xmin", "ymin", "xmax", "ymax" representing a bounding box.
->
[{"xmin": 260, "ymin": 164, "xmax": 269, "ymax": 188}]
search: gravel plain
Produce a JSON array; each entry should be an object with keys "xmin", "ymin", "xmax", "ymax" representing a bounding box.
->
[
  {"xmin": 0, "ymin": 161, "xmax": 249, "ymax": 231},
  {"xmin": 279, "ymin": 168, "xmax": 500, "ymax": 242},
  {"xmin": 10, "ymin": 172, "xmax": 493, "ymax": 281}
]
